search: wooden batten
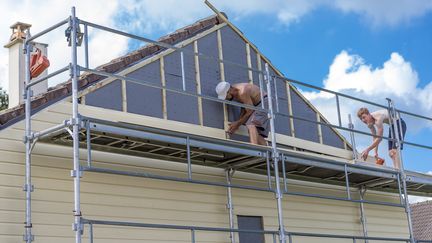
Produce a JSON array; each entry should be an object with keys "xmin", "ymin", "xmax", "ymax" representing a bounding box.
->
[
  {"xmin": 194, "ymin": 40, "xmax": 204, "ymax": 126},
  {"xmin": 121, "ymin": 79, "xmax": 127, "ymax": 112},
  {"xmin": 317, "ymin": 113, "xmax": 323, "ymax": 144},
  {"xmin": 246, "ymin": 43, "xmax": 253, "ymax": 83},
  {"xmin": 160, "ymin": 57, "xmax": 167, "ymax": 119},
  {"xmin": 286, "ymin": 80, "xmax": 295, "ymax": 137},
  {"xmin": 217, "ymin": 29, "xmax": 229, "ymax": 138}
]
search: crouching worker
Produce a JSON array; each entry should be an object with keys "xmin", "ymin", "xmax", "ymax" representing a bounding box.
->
[
  {"xmin": 215, "ymin": 81, "xmax": 269, "ymax": 146},
  {"xmin": 357, "ymin": 107, "xmax": 407, "ymax": 169}
]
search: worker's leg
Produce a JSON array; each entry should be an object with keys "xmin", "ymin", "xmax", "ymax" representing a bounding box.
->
[
  {"xmin": 247, "ymin": 124, "xmax": 259, "ymax": 145},
  {"xmin": 389, "ymin": 149, "xmax": 401, "ymax": 170}
]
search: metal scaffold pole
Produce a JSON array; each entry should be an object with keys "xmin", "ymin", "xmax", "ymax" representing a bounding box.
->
[
  {"xmin": 265, "ymin": 63, "xmax": 286, "ymax": 243},
  {"xmin": 359, "ymin": 186, "xmax": 368, "ymax": 243},
  {"xmin": 23, "ymin": 31, "xmax": 34, "ymax": 243},
  {"xmin": 70, "ymin": 7, "xmax": 83, "ymax": 243},
  {"xmin": 387, "ymin": 98, "xmax": 415, "ymax": 243},
  {"xmin": 226, "ymin": 168, "xmax": 236, "ymax": 243},
  {"xmin": 348, "ymin": 114, "xmax": 358, "ymax": 160}
]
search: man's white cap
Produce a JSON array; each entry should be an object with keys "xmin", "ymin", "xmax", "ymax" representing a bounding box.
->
[{"xmin": 215, "ymin": 81, "xmax": 231, "ymax": 100}]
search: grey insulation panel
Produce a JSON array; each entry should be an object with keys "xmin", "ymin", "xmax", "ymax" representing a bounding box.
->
[
  {"xmin": 321, "ymin": 123, "xmax": 345, "ymax": 148},
  {"xmin": 198, "ymin": 32, "xmax": 224, "ymax": 129},
  {"xmin": 275, "ymin": 98, "xmax": 291, "ymax": 136},
  {"xmin": 85, "ymin": 79, "xmax": 122, "ymax": 111},
  {"xmin": 164, "ymin": 45, "xmax": 199, "ymax": 124},
  {"xmin": 126, "ymin": 61, "xmax": 163, "ymax": 118},
  {"xmin": 290, "ymin": 88, "xmax": 320, "ymax": 143},
  {"xmin": 220, "ymin": 26, "xmax": 249, "ymax": 83}
]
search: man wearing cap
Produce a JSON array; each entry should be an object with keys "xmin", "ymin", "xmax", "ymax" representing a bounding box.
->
[{"xmin": 215, "ymin": 81, "xmax": 269, "ymax": 145}]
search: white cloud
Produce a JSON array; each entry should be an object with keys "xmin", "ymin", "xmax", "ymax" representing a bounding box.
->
[{"xmin": 334, "ymin": 0, "xmax": 432, "ymax": 27}]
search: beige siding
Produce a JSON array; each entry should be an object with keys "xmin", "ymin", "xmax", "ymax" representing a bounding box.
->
[{"xmin": 0, "ymin": 101, "xmax": 408, "ymax": 243}]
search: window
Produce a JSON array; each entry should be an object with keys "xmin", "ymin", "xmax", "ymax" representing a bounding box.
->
[{"xmin": 237, "ymin": 215, "xmax": 265, "ymax": 243}]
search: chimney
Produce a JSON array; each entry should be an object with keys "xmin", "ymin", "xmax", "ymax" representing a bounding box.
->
[{"xmin": 4, "ymin": 22, "xmax": 48, "ymax": 109}]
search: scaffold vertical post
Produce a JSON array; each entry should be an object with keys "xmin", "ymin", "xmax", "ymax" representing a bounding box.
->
[
  {"xmin": 226, "ymin": 168, "xmax": 236, "ymax": 243},
  {"xmin": 266, "ymin": 151, "xmax": 272, "ymax": 190},
  {"xmin": 86, "ymin": 121, "xmax": 92, "ymax": 167},
  {"xmin": 348, "ymin": 114, "xmax": 358, "ymax": 160},
  {"xmin": 186, "ymin": 136, "xmax": 192, "ymax": 180},
  {"xmin": 24, "ymin": 31, "xmax": 34, "ymax": 243},
  {"xmin": 71, "ymin": 7, "xmax": 83, "ymax": 243},
  {"xmin": 336, "ymin": 94, "xmax": 342, "ymax": 127},
  {"xmin": 387, "ymin": 98, "xmax": 415, "ymax": 243},
  {"xmin": 273, "ymin": 77, "xmax": 279, "ymax": 112},
  {"xmin": 83, "ymin": 23, "xmax": 89, "ymax": 68},
  {"xmin": 191, "ymin": 229, "xmax": 196, "ymax": 243},
  {"xmin": 265, "ymin": 63, "xmax": 286, "ymax": 243},
  {"xmin": 359, "ymin": 186, "xmax": 368, "ymax": 243},
  {"xmin": 258, "ymin": 72, "xmax": 265, "ymax": 109},
  {"xmin": 281, "ymin": 155, "xmax": 287, "ymax": 193},
  {"xmin": 89, "ymin": 223, "xmax": 93, "ymax": 243},
  {"xmin": 344, "ymin": 164, "xmax": 351, "ymax": 200}
]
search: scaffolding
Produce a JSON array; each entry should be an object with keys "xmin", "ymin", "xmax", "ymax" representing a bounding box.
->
[{"xmin": 20, "ymin": 6, "xmax": 432, "ymax": 243}]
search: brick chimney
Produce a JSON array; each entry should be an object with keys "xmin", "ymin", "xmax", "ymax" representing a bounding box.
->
[{"xmin": 4, "ymin": 22, "xmax": 48, "ymax": 109}]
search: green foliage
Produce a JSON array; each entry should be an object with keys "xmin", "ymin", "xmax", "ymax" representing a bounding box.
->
[{"xmin": 0, "ymin": 87, "xmax": 8, "ymax": 111}]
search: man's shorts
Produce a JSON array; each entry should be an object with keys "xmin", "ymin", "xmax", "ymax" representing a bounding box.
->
[
  {"xmin": 388, "ymin": 118, "xmax": 407, "ymax": 150},
  {"xmin": 245, "ymin": 96, "xmax": 270, "ymax": 138}
]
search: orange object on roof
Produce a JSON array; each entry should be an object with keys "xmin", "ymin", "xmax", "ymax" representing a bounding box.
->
[
  {"xmin": 30, "ymin": 48, "xmax": 50, "ymax": 79},
  {"xmin": 375, "ymin": 156, "xmax": 385, "ymax": 165}
]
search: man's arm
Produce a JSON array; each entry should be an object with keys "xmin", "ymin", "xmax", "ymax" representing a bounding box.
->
[
  {"xmin": 361, "ymin": 123, "xmax": 384, "ymax": 160},
  {"xmin": 228, "ymin": 95, "xmax": 254, "ymax": 134}
]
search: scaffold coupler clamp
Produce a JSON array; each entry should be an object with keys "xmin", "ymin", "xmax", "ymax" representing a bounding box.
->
[
  {"xmin": 22, "ymin": 89, "xmax": 34, "ymax": 100},
  {"xmin": 23, "ymin": 184, "xmax": 34, "ymax": 192},
  {"xmin": 72, "ymin": 220, "xmax": 84, "ymax": 235},
  {"xmin": 69, "ymin": 116, "xmax": 83, "ymax": 129},
  {"xmin": 23, "ymin": 232, "xmax": 34, "ymax": 242},
  {"xmin": 70, "ymin": 169, "xmax": 83, "ymax": 178},
  {"xmin": 22, "ymin": 134, "xmax": 33, "ymax": 144}
]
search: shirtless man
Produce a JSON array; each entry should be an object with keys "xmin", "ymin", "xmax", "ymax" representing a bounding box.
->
[
  {"xmin": 357, "ymin": 107, "xmax": 407, "ymax": 169},
  {"xmin": 215, "ymin": 81, "xmax": 269, "ymax": 145}
]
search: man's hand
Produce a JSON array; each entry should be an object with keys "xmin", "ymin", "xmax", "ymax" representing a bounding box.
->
[
  {"xmin": 361, "ymin": 149, "xmax": 370, "ymax": 161},
  {"xmin": 228, "ymin": 121, "xmax": 241, "ymax": 135}
]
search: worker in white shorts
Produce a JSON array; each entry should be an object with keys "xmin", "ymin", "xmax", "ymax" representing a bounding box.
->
[{"xmin": 216, "ymin": 81, "xmax": 269, "ymax": 146}]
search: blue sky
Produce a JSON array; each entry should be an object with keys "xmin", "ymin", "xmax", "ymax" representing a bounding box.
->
[{"xmin": 0, "ymin": 1, "xmax": 431, "ymax": 176}]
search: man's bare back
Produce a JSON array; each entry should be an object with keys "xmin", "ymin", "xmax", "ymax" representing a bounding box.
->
[{"xmin": 231, "ymin": 83, "xmax": 264, "ymax": 105}]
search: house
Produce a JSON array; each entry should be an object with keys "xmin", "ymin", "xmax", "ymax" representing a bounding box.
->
[
  {"xmin": 412, "ymin": 200, "xmax": 432, "ymax": 241},
  {"xmin": 1, "ymin": 8, "xmax": 431, "ymax": 243}
]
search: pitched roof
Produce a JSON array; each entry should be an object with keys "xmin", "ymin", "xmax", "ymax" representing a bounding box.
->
[
  {"xmin": 411, "ymin": 200, "xmax": 432, "ymax": 240},
  {"xmin": 0, "ymin": 14, "xmax": 223, "ymax": 130}
]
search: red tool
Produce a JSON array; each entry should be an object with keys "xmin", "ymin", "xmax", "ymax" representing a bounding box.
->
[
  {"xmin": 30, "ymin": 48, "xmax": 50, "ymax": 79},
  {"xmin": 375, "ymin": 156, "xmax": 385, "ymax": 165}
]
